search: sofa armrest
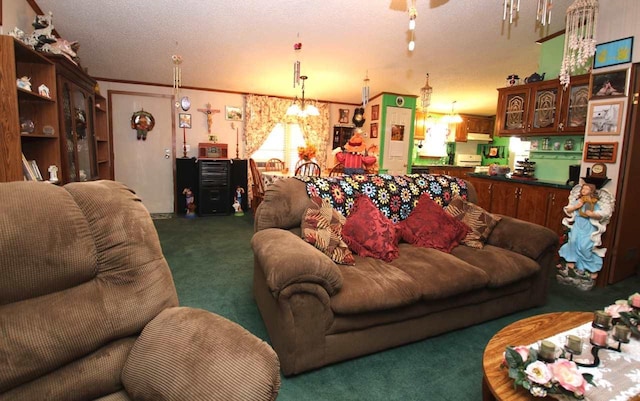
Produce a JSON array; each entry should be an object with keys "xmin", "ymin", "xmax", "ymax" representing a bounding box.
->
[
  {"xmin": 251, "ymin": 228, "xmax": 343, "ymax": 298},
  {"xmin": 486, "ymin": 215, "xmax": 559, "ymax": 260},
  {"xmin": 122, "ymin": 307, "xmax": 280, "ymax": 401}
]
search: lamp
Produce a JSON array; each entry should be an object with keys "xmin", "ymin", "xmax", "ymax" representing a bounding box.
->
[
  {"xmin": 560, "ymin": 0, "xmax": 599, "ymax": 88},
  {"xmin": 443, "ymin": 101, "xmax": 462, "ymax": 124},
  {"xmin": 286, "ymin": 75, "xmax": 319, "ymax": 117},
  {"xmin": 408, "ymin": 0, "xmax": 417, "ymax": 51},
  {"xmin": 420, "ymin": 73, "xmax": 432, "ymax": 112},
  {"xmin": 171, "ymin": 53, "xmax": 183, "ymax": 109}
]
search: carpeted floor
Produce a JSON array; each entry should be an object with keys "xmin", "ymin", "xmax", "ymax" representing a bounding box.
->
[{"xmin": 154, "ymin": 214, "xmax": 640, "ymax": 401}]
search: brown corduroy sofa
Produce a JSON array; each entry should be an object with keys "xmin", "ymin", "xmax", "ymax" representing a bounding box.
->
[
  {"xmin": 0, "ymin": 180, "xmax": 280, "ymax": 401},
  {"xmin": 252, "ymin": 177, "xmax": 558, "ymax": 376}
]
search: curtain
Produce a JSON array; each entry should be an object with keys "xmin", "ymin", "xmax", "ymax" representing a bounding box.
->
[{"xmin": 244, "ymin": 95, "xmax": 331, "ymax": 169}]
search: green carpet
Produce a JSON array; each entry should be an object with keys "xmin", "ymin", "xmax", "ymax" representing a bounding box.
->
[{"xmin": 154, "ymin": 214, "xmax": 640, "ymax": 401}]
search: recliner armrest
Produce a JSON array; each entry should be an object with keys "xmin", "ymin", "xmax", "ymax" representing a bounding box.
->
[
  {"xmin": 122, "ymin": 307, "xmax": 280, "ymax": 401},
  {"xmin": 251, "ymin": 228, "xmax": 343, "ymax": 298},
  {"xmin": 485, "ymin": 215, "xmax": 559, "ymax": 260}
]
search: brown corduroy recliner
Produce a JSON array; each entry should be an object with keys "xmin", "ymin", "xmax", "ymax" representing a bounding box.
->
[{"xmin": 0, "ymin": 180, "xmax": 280, "ymax": 401}]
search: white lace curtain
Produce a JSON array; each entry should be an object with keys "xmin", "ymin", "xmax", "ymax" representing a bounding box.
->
[{"xmin": 243, "ymin": 94, "xmax": 331, "ymax": 169}]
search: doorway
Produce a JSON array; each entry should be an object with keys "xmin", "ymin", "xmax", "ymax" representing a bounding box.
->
[
  {"xmin": 108, "ymin": 91, "xmax": 176, "ymax": 213},
  {"xmin": 383, "ymin": 106, "xmax": 413, "ymax": 174}
]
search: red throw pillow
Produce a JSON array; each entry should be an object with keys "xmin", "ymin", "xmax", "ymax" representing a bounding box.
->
[
  {"xmin": 342, "ymin": 195, "xmax": 399, "ymax": 262},
  {"xmin": 301, "ymin": 197, "xmax": 355, "ymax": 265},
  {"xmin": 397, "ymin": 192, "xmax": 470, "ymax": 253}
]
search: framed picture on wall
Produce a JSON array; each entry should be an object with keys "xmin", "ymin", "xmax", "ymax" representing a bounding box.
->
[
  {"xmin": 593, "ymin": 36, "xmax": 633, "ymax": 69},
  {"xmin": 178, "ymin": 113, "xmax": 192, "ymax": 128},
  {"xmin": 371, "ymin": 104, "xmax": 379, "ymax": 121},
  {"xmin": 339, "ymin": 108, "xmax": 349, "ymax": 123},
  {"xmin": 225, "ymin": 106, "xmax": 243, "ymax": 121},
  {"xmin": 370, "ymin": 123, "xmax": 378, "ymax": 138},
  {"xmin": 590, "ymin": 69, "xmax": 627, "ymax": 98},
  {"xmin": 587, "ymin": 100, "xmax": 624, "ymax": 135}
]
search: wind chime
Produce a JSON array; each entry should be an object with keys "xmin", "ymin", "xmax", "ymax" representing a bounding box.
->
[
  {"xmin": 172, "ymin": 53, "xmax": 183, "ymax": 108},
  {"xmin": 560, "ymin": 0, "xmax": 599, "ymax": 88},
  {"xmin": 293, "ymin": 35, "xmax": 302, "ymax": 88}
]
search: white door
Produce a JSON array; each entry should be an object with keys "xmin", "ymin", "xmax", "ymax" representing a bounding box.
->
[
  {"xmin": 383, "ymin": 106, "xmax": 412, "ymax": 175},
  {"xmin": 110, "ymin": 91, "xmax": 175, "ymax": 213}
]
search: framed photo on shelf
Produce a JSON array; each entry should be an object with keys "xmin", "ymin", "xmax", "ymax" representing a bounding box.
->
[
  {"xmin": 339, "ymin": 108, "xmax": 349, "ymax": 124},
  {"xmin": 371, "ymin": 104, "xmax": 380, "ymax": 121},
  {"xmin": 590, "ymin": 69, "xmax": 628, "ymax": 98},
  {"xmin": 370, "ymin": 123, "xmax": 378, "ymax": 138},
  {"xmin": 178, "ymin": 113, "xmax": 192, "ymax": 129},
  {"xmin": 587, "ymin": 100, "xmax": 624, "ymax": 135},
  {"xmin": 593, "ymin": 36, "xmax": 633, "ymax": 69},
  {"xmin": 225, "ymin": 106, "xmax": 243, "ymax": 121}
]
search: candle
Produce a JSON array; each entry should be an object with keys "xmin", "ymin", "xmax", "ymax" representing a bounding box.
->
[
  {"xmin": 631, "ymin": 294, "xmax": 640, "ymax": 308},
  {"xmin": 593, "ymin": 310, "xmax": 612, "ymax": 329},
  {"xmin": 566, "ymin": 335, "xmax": 583, "ymax": 354},
  {"xmin": 614, "ymin": 324, "xmax": 631, "ymax": 343},
  {"xmin": 539, "ymin": 340, "xmax": 556, "ymax": 361},
  {"xmin": 591, "ymin": 328, "xmax": 608, "ymax": 346}
]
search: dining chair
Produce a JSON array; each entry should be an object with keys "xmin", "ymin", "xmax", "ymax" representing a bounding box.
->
[
  {"xmin": 265, "ymin": 158, "xmax": 285, "ymax": 172},
  {"xmin": 249, "ymin": 158, "xmax": 265, "ymax": 211},
  {"xmin": 329, "ymin": 163, "xmax": 345, "ymax": 176},
  {"xmin": 294, "ymin": 161, "xmax": 321, "ymax": 177}
]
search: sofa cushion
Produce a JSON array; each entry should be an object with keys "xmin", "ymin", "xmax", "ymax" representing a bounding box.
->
[
  {"xmin": 342, "ymin": 195, "xmax": 399, "ymax": 262},
  {"xmin": 397, "ymin": 193, "xmax": 469, "ymax": 253},
  {"xmin": 330, "ymin": 255, "xmax": 421, "ymax": 314},
  {"xmin": 451, "ymin": 244, "xmax": 541, "ymax": 287},
  {"xmin": 445, "ymin": 196, "xmax": 501, "ymax": 249},
  {"xmin": 301, "ymin": 197, "xmax": 355, "ymax": 265},
  {"xmin": 388, "ymin": 244, "xmax": 490, "ymax": 300}
]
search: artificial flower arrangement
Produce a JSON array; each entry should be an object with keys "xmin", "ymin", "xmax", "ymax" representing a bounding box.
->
[
  {"xmin": 607, "ymin": 292, "xmax": 640, "ymax": 337},
  {"xmin": 501, "ymin": 346, "xmax": 594, "ymax": 399},
  {"xmin": 297, "ymin": 144, "xmax": 317, "ymax": 161}
]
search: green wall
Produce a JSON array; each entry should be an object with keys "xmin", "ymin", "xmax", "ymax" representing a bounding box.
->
[{"xmin": 539, "ymin": 34, "xmax": 591, "ymax": 80}]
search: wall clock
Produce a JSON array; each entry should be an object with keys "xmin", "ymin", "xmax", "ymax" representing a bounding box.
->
[
  {"xmin": 180, "ymin": 96, "xmax": 191, "ymax": 111},
  {"xmin": 395, "ymin": 96, "xmax": 405, "ymax": 107}
]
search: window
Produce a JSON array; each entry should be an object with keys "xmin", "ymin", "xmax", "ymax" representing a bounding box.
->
[{"xmin": 251, "ymin": 123, "xmax": 306, "ymax": 172}]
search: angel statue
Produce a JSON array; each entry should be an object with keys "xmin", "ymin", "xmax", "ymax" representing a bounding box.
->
[{"xmin": 556, "ymin": 183, "xmax": 615, "ymax": 291}]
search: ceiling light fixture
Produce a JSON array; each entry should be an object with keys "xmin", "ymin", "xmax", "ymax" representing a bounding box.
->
[
  {"xmin": 171, "ymin": 53, "xmax": 183, "ymax": 109},
  {"xmin": 362, "ymin": 71, "xmax": 370, "ymax": 107},
  {"xmin": 286, "ymin": 75, "xmax": 319, "ymax": 117},
  {"xmin": 408, "ymin": 0, "xmax": 417, "ymax": 51},
  {"xmin": 559, "ymin": 0, "xmax": 598, "ymax": 88},
  {"xmin": 443, "ymin": 101, "xmax": 463, "ymax": 124},
  {"xmin": 420, "ymin": 73, "xmax": 432, "ymax": 112}
]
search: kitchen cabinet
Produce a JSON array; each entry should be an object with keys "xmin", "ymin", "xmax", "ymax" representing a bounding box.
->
[
  {"xmin": 495, "ymin": 74, "xmax": 589, "ymax": 137},
  {"xmin": 0, "ymin": 36, "xmax": 60, "ymax": 182},
  {"xmin": 465, "ymin": 175, "xmax": 570, "ymax": 238},
  {"xmin": 427, "ymin": 166, "xmax": 474, "ymax": 179},
  {"xmin": 455, "ymin": 115, "xmax": 495, "ymax": 142}
]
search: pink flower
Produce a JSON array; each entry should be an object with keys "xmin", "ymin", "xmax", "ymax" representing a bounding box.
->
[
  {"xmin": 550, "ymin": 359, "xmax": 586, "ymax": 395},
  {"xmin": 513, "ymin": 346, "xmax": 530, "ymax": 363},
  {"xmin": 605, "ymin": 301, "xmax": 632, "ymax": 318},
  {"xmin": 525, "ymin": 361, "xmax": 553, "ymax": 385}
]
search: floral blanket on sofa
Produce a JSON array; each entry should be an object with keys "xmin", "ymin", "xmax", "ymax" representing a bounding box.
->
[{"xmin": 295, "ymin": 174, "xmax": 468, "ymax": 223}]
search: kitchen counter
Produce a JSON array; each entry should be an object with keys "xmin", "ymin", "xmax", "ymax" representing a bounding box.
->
[{"xmin": 467, "ymin": 172, "xmax": 573, "ymax": 190}]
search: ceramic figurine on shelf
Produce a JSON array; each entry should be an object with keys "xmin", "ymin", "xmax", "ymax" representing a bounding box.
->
[
  {"xmin": 38, "ymin": 84, "xmax": 50, "ymax": 98},
  {"xmin": 17, "ymin": 76, "xmax": 32, "ymax": 91},
  {"xmin": 556, "ymin": 183, "xmax": 615, "ymax": 291}
]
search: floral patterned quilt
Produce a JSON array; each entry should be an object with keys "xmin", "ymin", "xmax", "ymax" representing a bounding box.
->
[{"xmin": 295, "ymin": 174, "xmax": 469, "ymax": 223}]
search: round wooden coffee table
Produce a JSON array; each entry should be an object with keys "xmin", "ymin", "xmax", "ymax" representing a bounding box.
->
[{"xmin": 482, "ymin": 311, "xmax": 592, "ymax": 401}]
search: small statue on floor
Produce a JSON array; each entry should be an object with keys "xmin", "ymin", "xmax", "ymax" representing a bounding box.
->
[
  {"xmin": 182, "ymin": 188, "xmax": 196, "ymax": 218},
  {"xmin": 556, "ymin": 183, "xmax": 615, "ymax": 290},
  {"xmin": 233, "ymin": 186, "xmax": 245, "ymax": 216}
]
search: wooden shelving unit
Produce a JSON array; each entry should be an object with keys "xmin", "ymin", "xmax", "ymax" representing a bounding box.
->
[
  {"xmin": 94, "ymin": 93, "xmax": 112, "ymax": 179},
  {"xmin": 1, "ymin": 36, "xmax": 60, "ymax": 182}
]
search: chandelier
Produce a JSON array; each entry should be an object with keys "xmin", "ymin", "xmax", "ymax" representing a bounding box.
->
[
  {"xmin": 286, "ymin": 75, "xmax": 319, "ymax": 117},
  {"xmin": 420, "ymin": 73, "xmax": 432, "ymax": 112},
  {"xmin": 408, "ymin": 0, "xmax": 417, "ymax": 51},
  {"xmin": 171, "ymin": 54, "xmax": 183, "ymax": 109},
  {"xmin": 560, "ymin": 0, "xmax": 599, "ymax": 88}
]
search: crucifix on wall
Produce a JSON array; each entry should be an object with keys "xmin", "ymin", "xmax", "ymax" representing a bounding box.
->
[{"xmin": 197, "ymin": 103, "xmax": 220, "ymax": 135}]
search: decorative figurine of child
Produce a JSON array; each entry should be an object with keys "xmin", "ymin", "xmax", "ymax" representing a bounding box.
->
[
  {"xmin": 233, "ymin": 186, "xmax": 245, "ymax": 216},
  {"xmin": 335, "ymin": 130, "xmax": 376, "ymax": 174},
  {"xmin": 182, "ymin": 188, "xmax": 196, "ymax": 218},
  {"xmin": 556, "ymin": 183, "xmax": 615, "ymax": 290}
]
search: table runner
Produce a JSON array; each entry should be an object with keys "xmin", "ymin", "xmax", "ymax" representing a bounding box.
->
[
  {"xmin": 295, "ymin": 173, "xmax": 469, "ymax": 222},
  {"xmin": 530, "ymin": 322, "xmax": 640, "ymax": 401}
]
